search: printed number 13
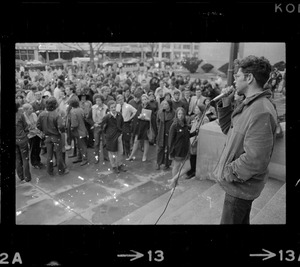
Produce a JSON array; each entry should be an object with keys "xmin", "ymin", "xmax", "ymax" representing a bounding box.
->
[
  {"xmin": 148, "ymin": 250, "xmax": 164, "ymax": 262},
  {"xmin": 279, "ymin": 250, "xmax": 299, "ymax": 261}
]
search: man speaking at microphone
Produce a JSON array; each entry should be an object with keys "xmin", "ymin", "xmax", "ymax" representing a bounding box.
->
[{"xmin": 213, "ymin": 55, "xmax": 277, "ymax": 224}]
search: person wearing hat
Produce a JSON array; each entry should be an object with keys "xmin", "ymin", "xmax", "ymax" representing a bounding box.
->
[{"xmin": 43, "ymin": 90, "xmax": 52, "ymax": 98}]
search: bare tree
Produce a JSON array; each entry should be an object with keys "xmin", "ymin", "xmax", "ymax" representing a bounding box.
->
[
  {"xmin": 61, "ymin": 43, "xmax": 105, "ymax": 73},
  {"xmin": 148, "ymin": 43, "xmax": 159, "ymax": 65}
]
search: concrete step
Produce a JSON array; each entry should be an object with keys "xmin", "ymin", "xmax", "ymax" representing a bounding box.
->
[
  {"xmin": 251, "ymin": 183, "xmax": 286, "ymax": 224},
  {"xmin": 114, "ymin": 179, "xmax": 215, "ymax": 224},
  {"xmin": 157, "ymin": 182, "xmax": 224, "ymax": 224},
  {"xmin": 115, "ymin": 177, "xmax": 285, "ymax": 225}
]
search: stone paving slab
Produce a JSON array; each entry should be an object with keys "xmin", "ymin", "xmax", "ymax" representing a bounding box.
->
[{"xmin": 16, "ymin": 197, "xmax": 77, "ymax": 225}]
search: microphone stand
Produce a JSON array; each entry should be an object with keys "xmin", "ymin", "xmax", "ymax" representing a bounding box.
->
[{"xmin": 163, "ymin": 110, "xmax": 167, "ymax": 167}]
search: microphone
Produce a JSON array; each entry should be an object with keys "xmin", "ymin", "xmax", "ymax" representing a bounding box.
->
[
  {"xmin": 162, "ymin": 109, "xmax": 166, "ymax": 112},
  {"xmin": 210, "ymin": 86, "xmax": 235, "ymax": 102}
]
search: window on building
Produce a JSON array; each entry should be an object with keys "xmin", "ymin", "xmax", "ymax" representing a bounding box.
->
[
  {"xmin": 194, "ymin": 45, "xmax": 199, "ymax": 50},
  {"xmin": 173, "ymin": 44, "xmax": 181, "ymax": 49},
  {"xmin": 162, "ymin": 43, "xmax": 170, "ymax": 49},
  {"xmin": 16, "ymin": 49, "xmax": 35, "ymax": 61},
  {"xmin": 16, "ymin": 50, "xmax": 21, "ymax": 60},
  {"xmin": 28, "ymin": 50, "xmax": 35, "ymax": 61},
  {"xmin": 183, "ymin": 45, "xmax": 190, "ymax": 50},
  {"xmin": 20, "ymin": 50, "xmax": 28, "ymax": 61}
]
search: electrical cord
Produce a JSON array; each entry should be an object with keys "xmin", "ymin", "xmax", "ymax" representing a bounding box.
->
[{"xmin": 154, "ymin": 102, "xmax": 212, "ymax": 224}]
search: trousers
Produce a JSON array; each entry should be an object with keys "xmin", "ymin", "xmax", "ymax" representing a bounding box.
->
[
  {"xmin": 45, "ymin": 135, "xmax": 65, "ymax": 175},
  {"xmin": 16, "ymin": 140, "xmax": 31, "ymax": 181},
  {"xmin": 220, "ymin": 193, "xmax": 254, "ymax": 224},
  {"xmin": 29, "ymin": 136, "xmax": 41, "ymax": 166}
]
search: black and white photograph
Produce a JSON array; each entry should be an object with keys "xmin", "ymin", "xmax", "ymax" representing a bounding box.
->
[{"xmin": 0, "ymin": 1, "xmax": 299, "ymax": 266}]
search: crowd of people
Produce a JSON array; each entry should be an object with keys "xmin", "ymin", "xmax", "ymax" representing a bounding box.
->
[{"xmin": 15, "ymin": 63, "xmax": 222, "ymax": 182}]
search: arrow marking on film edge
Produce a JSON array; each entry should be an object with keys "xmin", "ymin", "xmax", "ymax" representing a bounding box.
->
[
  {"xmin": 250, "ymin": 249, "xmax": 276, "ymax": 261},
  {"xmin": 117, "ymin": 250, "xmax": 144, "ymax": 261}
]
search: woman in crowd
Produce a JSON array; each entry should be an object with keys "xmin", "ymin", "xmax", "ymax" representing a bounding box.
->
[
  {"xmin": 156, "ymin": 99, "xmax": 175, "ymax": 170},
  {"xmin": 22, "ymin": 103, "xmax": 44, "ymax": 169},
  {"xmin": 167, "ymin": 107, "xmax": 199, "ymax": 188},
  {"xmin": 101, "ymin": 100, "xmax": 126, "ymax": 174},
  {"xmin": 164, "ymin": 92, "xmax": 172, "ymax": 102},
  {"xmin": 186, "ymin": 103, "xmax": 210, "ymax": 180},
  {"xmin": 126, "ymin": 94, "xmax": 153, "ymax": 162}
]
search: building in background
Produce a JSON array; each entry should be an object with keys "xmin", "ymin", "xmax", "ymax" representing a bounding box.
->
[
  {"xmin": 15, "ymin": 42, "xmax": 285, "ymax": 69},
  {"xmin": 15, "ymin": 43, "xmax": 39, "ymax": 61}
]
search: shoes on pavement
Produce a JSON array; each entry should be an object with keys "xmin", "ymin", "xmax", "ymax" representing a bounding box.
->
[
  {"xmin": 113, "ymin": 167, "xmax": 120, "ymax": 174},
  {"xmin": 125, "ymin": 156, "xmax": 135, "ymax": 161},
  {"xmin": 38, "ymin": 162, "xmax": 44, "ymax": 168},
  {"xmin": 72, "ymin": 158, "xmax": 83, "ymax": 164},
  {"xmin": 59, "ymin": 169, "xmax": 69, "ymax": 176},
  {"xmin": 80, "ymin": 160, "xmax": 88, "ymax": 166},
  {"xmin": 118, "ymin": 164, "xmax": 127, "ymax": 172},
  {"xmin": 185, "ymin": 173, "xmax": 195, "ymax": 180},
  {"xmin": 156, "ymin": 164, "xmax": 160, "ymax": 170}
]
